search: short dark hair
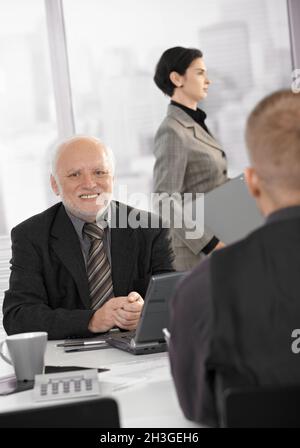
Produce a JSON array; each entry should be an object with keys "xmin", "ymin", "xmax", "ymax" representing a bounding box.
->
[
  {"xmin": 246, "ymin": 89, "xmax": 300, "ymax": 192},
  {"xmin": 154, "ymin": 46, "xmax": 203, "ymax": 97}
]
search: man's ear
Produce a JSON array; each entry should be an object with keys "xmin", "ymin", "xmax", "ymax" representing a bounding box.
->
[
  {"xmin": 50, "ymin": 174, "xmax": 60, "ymax": 196},
  {"xmin": 169, "ymin": 71, "xmax": 183, "ymax": 88},
  {"xmin": 244, "ymin": 167, "xmax": 261, "ymax": 199}
]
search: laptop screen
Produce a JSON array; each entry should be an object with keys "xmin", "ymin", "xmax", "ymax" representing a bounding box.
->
[{"xmin": 134, "ymin": 271, "xmax": 186, "ymax": 343}]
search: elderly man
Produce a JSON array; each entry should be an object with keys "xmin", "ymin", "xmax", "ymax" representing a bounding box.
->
[
  {"xmin": 3, "ymin": 136, "xmax": 174, "ymax": 339},
  {"xmin": 169, "ymin": 90, "xmax": 300, "ymax": 426}
]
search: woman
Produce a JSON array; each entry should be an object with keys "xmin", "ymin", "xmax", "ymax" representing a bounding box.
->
[{"xmin": 153, "ymin": 46, "xmax": 228, "ymax": 271}]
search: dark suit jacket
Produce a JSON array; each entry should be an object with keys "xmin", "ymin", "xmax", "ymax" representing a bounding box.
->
[
  {"xmin": 169, "ymin": 206, "xmax": 300, "ymax": 427},
  {"xmin": 3, "ymin": 201, "xmax": 174, "ymax": 340}
]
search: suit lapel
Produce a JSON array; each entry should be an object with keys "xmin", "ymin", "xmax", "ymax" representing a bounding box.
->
[
  {"xmin": 50, "ymin": 205, "xmax": 90, "ymax": 308},
  {"xmin": 168, "ymin": 104, "xmax": 223, "ymax": 152},
  {"xmin": 192, "ymin": 124, "xmax": 223, "ymax": 151},
  {"xmin": 110, "ymin": 202, "xmax": 135, "ymax": 296}
]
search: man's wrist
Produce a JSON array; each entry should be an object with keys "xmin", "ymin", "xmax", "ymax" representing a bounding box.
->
[
  {"xmin": 88, "ymin": 309, "xmax": 114, "ymax": 333},
  {"xmin": 88, "ymin": 310, "xmax": 99, "ymax": 333},
  {"xmin": 88, "ymin": 317, "xmax": 96, "ymax": 333}
]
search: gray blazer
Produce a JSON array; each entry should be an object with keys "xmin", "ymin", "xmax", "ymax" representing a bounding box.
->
[{"xmin": 153, "ymin": 104, "xmax": 228, "ymax": 271}]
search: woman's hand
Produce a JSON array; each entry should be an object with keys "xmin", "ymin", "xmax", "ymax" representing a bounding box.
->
[{"xmin": 214, "ymin": 241, "xmax": 226, "ymax": 250}]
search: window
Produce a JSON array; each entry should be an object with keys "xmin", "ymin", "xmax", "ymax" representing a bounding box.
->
[
  {"xmin": 63, "ymin": 0, "xmax": 291, "ymax": 210},
  {"xmin": 0, "ymin": 0, "xmax": 57, "ymax": 236}
]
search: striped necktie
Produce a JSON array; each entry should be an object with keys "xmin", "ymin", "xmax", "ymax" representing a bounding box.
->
[{"xmin": 83, "ymin": 223, "xmax": 114, "ymax": 310}]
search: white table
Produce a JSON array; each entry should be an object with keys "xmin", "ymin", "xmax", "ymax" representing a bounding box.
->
[{"xmin": 0, "ymin": 341, "xmax": 200, "ymax": 428}]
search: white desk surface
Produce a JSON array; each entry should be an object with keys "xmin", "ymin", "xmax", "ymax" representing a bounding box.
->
[{"xmin": 0, "ymin": 340, "xmax": 200, "ymax": 428}]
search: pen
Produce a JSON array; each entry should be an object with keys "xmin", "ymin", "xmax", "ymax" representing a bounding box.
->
[
  {"xmin": 56, "ymin": 328, "xmax": 121, "ymax": 348},
  {"xmin": 162, "ymin": 328, "xmax": 170, "ymax": 345},
  {"xmin": 64, "ymin": 343, "xmax": 109, "ymax": 353},
  {"xmin": 57, "ymin": 340, "xmax": 107, "ymax": 348}
]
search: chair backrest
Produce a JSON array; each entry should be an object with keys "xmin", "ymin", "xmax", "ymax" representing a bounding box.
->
[
  {"xmin": 0, "ymin": 397, "xmax": 120, "ymax": 428},
  {"xmin": 222, "ymin": 385, "xmax": 300, "ymax": 428}
]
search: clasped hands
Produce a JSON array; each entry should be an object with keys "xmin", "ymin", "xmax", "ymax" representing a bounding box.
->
[{"xmin": 88, "ymin": 291, "xmax": 144, "ymax": 333}]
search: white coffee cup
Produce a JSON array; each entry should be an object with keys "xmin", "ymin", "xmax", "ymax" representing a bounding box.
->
[{"xmin": 0, "ymin": 332, "xmax": 48, "ymax": 381}]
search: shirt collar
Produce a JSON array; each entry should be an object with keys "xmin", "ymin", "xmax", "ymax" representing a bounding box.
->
[
  {"xmin": 65, "ymin": 203, "xmax": 112, "ymax": 241},
  {"xmin": 170, "ymin": 100, "xmax": 207, "ymax": 123}
]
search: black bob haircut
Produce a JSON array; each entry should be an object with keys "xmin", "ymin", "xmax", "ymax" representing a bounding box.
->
[{"xmin": 154, "ymin": 46, "xmax": 203, "ymax": 97}]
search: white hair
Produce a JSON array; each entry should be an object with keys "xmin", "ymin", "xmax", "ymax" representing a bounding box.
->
[{"xmin": 50, "ymin": 135, "xmax": 115, "ymax": 178}]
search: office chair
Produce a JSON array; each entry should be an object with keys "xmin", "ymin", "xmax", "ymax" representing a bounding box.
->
[
  {"xmin": 221, "ymin": 385, "xmax": 300, "ymax": 428},
  {"xmin": 0, "ymin": 397, "xmax": 120, "ymax": 428}
]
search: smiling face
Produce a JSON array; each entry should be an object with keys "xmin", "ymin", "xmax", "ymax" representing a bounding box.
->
[
  {"xmin": 171, "ymin": 57, "xmax": 211, "ymax": 109},
  {"xmin": 51, "ymin": 137, "xmax": 114, "ymax": 222}
]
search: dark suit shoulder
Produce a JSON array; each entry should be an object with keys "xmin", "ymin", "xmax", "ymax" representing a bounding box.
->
[
  {"xmin": 209, "ymin": 224, "xmax": 274, "ymax": 285},
  {"xmin": 211, "ymin": 225, "xmax": 263, "ymax": 262},
  {"xmin": 211, "ymin": 217, "xmax": 300, "ymax": 274},
  {"xmin": 12, "ymin": 202, "xmax": 62, "ymax": 238}
]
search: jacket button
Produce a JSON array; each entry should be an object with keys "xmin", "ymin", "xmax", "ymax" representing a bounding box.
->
[
  {"xmin": 221, "ymin": 151, "xmax": 226, "ymax": 158},
  {"xmin": 223, "ymin": 169, "xmax": 227, "ymax": 175}
]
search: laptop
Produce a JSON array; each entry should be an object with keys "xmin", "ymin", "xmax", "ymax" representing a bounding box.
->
[
  {"xmin": 107, "ymin": 271, "xmax": 185, "ymax": 355},
  {"xmin": 204, "ymin": 174, "xmax": 264, "ymax": 244}
]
